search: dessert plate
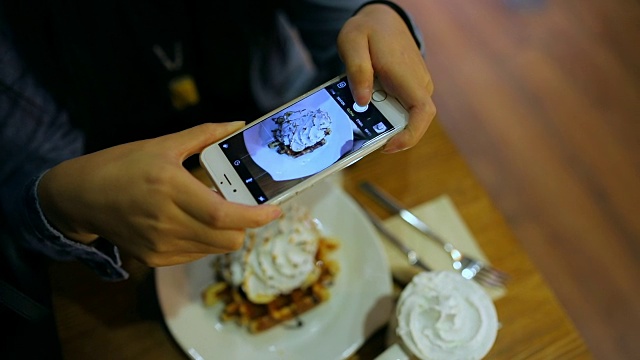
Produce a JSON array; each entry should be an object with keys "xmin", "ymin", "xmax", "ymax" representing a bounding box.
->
[
  {"xmin": 243, "ymin": 89, "xmax": 354, "ymax": 181},
  {"xmin": 155, "ymin": 180, "xmax": 393, "ymax": 360}
]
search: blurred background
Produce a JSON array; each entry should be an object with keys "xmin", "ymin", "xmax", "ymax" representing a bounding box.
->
[{"xmin": 396, "ymin": 0, "xmax": 640, "ymax": 359}]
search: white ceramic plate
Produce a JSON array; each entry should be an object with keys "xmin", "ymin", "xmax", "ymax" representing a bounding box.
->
[
  {"xmin": 155, "ymin": 180, "xmax": 393, "ymax": 360},
  {"xmin": 243, "ymin": 90, "xmax": 354, "ymax": 181}
]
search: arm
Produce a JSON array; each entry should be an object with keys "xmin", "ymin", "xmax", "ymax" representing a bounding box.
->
[
  {"xmin": 2, "ymin": 25, "xmax": 283, "ymax": 277},
  {"xmin": 0, "ymin": 25, "xmax": 128, "ymax": 280}
]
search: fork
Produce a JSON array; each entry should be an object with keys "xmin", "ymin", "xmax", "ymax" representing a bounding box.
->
[{"xmin": 360, "ymin": 181, "xmax": 510, "ymax": 288}]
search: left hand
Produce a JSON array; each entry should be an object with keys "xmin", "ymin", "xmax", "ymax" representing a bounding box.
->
[
  {"xmin": 38, "ymin": 123, "xmax": 283, "ymax": 267},
  {"xmin": 338, "ymin": 3, "xmax": 436, "ymax": 153}
]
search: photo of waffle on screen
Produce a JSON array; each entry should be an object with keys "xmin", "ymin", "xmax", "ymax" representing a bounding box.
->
[
  {"xmin": 201, "ymin": 204, "xmax": 340, "ymax": 333},
  {"xmin": 268, "ymin": 109, "xmax": 333, "ymax": 158}
]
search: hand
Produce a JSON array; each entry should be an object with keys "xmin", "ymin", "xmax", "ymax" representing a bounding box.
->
[
  {"xmin": 38, "ymin": 122, "xmax": 282, "ymax": 267},
  {"xmin": 338, "ymin": 3, "xmax": 436, "ymax": 153}
]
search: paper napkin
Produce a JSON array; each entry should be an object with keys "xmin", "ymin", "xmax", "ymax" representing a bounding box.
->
[{"xmin": 380, "ymin": 195, "xmax": 506, "ymax": 300}]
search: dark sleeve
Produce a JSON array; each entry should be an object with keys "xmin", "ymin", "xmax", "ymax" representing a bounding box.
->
[
  {"xmin": 354, "ymin": 0, "xmax": 425, "ymax": 52},
  {"xmin": 0, "ymin": 25, "xmax": 128, "ymax": 281},
  {"xmin": 286, "ymin": 0, "xmax": 424, "ymax": 72},
  {"xmin": 282, "ymin": 0, "xmax": 369, "ymax": 81},
  {"xmin": 250, "ymin": 0, "xmax": 424, "ymax": 111}
]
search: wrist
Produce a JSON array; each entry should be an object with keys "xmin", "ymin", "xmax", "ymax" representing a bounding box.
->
[{"xmin": 38, "ymin": 165, "xmax": 100, "ymax": 245}]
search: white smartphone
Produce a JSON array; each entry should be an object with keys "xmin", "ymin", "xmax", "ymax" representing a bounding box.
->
[{"xmin": 199, "ymin": 74, "xmax": 409, "ymax": 205}]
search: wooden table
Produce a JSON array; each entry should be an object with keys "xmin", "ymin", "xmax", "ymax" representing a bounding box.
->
[
  {"xmin": 395, "ymin": 1, "xmax": 640, "ymax": 358},
  {"xmin": 50, "ymin": 118, "xmax": 591, "ymax": 359}
]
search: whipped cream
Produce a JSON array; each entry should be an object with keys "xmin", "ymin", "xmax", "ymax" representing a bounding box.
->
[
  {"xmin": 272, "ymin": 109, "xmax": 332, "ymax": 153},
  {"xmin": 395, "ymin": 271, "xmax": 498, "ymax": 360},
  {"xmin": 215, "ymin": 203, "xmax": 323, "ymax": 304}
]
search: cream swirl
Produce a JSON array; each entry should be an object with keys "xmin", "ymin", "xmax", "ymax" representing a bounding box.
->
[
  {"xmin": 395, "ymin": 271, "xmax": 498, "ymax": 360},
  {"xmin": 216, "ymin": 203, "xmax": 322, "ymax": 304},
  {"xmin": 273, "ymin": 109, "xmax": 332, "ymax": 152}
]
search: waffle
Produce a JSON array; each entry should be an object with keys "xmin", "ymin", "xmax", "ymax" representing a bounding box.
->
[
  {"xmin": 202, "ymin": 237, "xmax": 339, "ymax": 333},
  {"xmin": 270, "ymin": 138, "xmax": 328, "ymax": 158}
]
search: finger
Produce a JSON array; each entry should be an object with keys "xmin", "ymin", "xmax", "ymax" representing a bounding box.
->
[
  {"xmin": 154, "ymin": 248, "xmax": 253, "ymax": 267},
  {"xmin": 426, "ymin": 72, "xmax": 435, "ymax": 96},
  {"xmin": 141, "ymin": 252, "xmax": 214, "ymax": 268},
  {"xmin": 383, "ymin": 95, "xmax": 437, "ymax": 153},
  {"xmin": 173, "ymin": 173, "xmax": 282, "ymax": 229},
  {"xmin": 338, "ymin": 23, "xmax": 374, "ymax": 106},
  {"xmin": 154, "ymin": 207, "xmax": 250, "ymax": 252},
  {"xmin": 161, "ymin": 122, "xmax": 246, "ymax": 161},
  {"xmin": 171, "ymin": 229, "xmax": 247, "ymax": 254},
  {"xmin": 178, "ymin": 225, "xmax": 247, "ymax": 252},
  {"xmin": 192, "ymin": 193, "xmax": 282, "ymax": 230},
  {"xmin": 120, "ymin": 218, "xmax": 247, "ymax": 266}
]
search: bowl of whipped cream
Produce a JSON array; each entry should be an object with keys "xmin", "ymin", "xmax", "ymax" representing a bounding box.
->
[{"xmin": 380, "ymin": 271, "xmax": 499, "ymax": 360}]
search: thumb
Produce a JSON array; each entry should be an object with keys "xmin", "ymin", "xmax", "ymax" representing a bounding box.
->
[{"xmin": 164, "ymin": 122, "xmax": 245, "ymax": 160}]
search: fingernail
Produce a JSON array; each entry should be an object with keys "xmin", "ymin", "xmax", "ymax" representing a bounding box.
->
[
  {"xmin": 269, "ymin": 206, "xmax": 283, "ymax": 219},
  {"xmin": 356, "ymin": 89, "xmax": 372, "ymax": 105},
  {"xmin": 382, "ymin": 144, "xmax": 408, "ymax": 154},
  {"xmin": 230, "ymin": 121, "xmax": 246, "ymax": 129}
]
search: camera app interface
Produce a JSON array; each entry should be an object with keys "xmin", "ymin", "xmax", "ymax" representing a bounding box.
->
[{"xmin": 218, "ymin": 76, "xmax": 395, "ymax": 203}]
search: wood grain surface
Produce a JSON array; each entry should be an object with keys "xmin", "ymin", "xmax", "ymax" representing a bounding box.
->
[
  {"xmin": 343, "ymin": 120, "xmax": 591, "ymax": 359},
  {"xmin": 395, "ymin": 0, "xmax": 640, "ymax": 358}
]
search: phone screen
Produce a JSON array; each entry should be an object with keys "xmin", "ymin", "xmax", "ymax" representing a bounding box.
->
[{"xmin": 217, "ymin": 76, "xmax": 397, "ymax": 204}]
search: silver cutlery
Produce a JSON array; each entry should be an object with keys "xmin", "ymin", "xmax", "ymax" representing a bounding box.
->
[
  {"xmin": 360, "ymin": 206, "xmax": 431, "ymax": 273},
  {"xmin": 360, "ymin": 182, "xmax": 509, "ymax": 288}
]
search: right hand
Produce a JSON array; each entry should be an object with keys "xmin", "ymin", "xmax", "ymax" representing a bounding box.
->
[
  {"xmin": 338, "ymin": 3, "xmax": 436, "ymax": 153},
  {"xmin": 38, "ymin": 122, "xmax": 282, "ymax": 267}
]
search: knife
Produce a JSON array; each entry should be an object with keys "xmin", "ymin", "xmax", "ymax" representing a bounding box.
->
[
  {"xmin": 359, "ymin": 182, "xmax": 448, "ymax": 248},
  {"xmin": 358, "ymin": 202, "xmax": 431, "ymax": 272}
]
